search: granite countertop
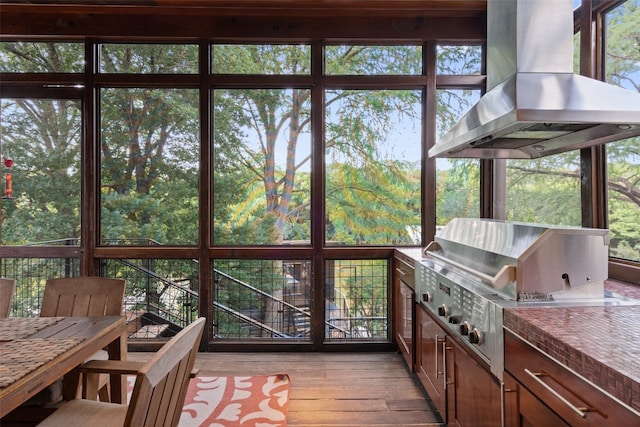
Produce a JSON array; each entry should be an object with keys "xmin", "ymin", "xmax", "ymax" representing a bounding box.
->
[{"xmin": 503, "ymin": 304, "xmax": 640, "ymax": 413}]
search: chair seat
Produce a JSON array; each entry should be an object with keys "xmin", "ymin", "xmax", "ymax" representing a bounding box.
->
[{"xmin": 36, "ymin": 399, "xmax": 127, "ymax": 427}]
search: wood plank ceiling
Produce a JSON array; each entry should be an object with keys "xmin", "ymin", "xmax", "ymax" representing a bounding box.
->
[
  {"xmin": 0, "ymin": 1, "xmax": 487, "ymax": 17},
  {"xmin": 0, "ymin": 0, "xmax": 487, "ymax": 39}
]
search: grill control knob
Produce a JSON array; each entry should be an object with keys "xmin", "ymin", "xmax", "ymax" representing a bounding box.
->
[
  {"xmin": 460, "ymin": 321, "xmax": 471, "ymax": 336},
  {"xmin": 448, "ymin": 315, "xmax": 460, "ymax": 324},
  {"xmin": 421, "ymin": 292, "xmax": 433, "ymax": 303},
  {"xmin": 469, "ymin": 328, "xmax": 483, "ymax": 345},
  {"xmin": 437, "ymin": 305, "xmax": 449, "ymax": 317}
]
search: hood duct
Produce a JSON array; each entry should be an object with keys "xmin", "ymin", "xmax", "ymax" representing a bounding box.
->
[{"xmin": 429, "ymin": 0, "xmax": 640, "ymax": 159}]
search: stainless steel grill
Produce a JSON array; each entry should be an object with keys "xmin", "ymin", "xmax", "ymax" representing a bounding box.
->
[{"xmin": 415, "ymin": 218, "xmax": 620, "ymax": 379}]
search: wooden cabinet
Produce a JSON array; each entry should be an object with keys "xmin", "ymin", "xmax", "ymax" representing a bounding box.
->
[
  {"xmin": 415, "ymin": 304, "xmax": 447, "ymax": 417},
  {"xmin": 504, "ymin": 330, "xmax": 640, "ymax": 426},
  {"xmin": 393, "ymin": 256, "xmax": 415, "ymax": 371},
  {"xmin": 446, "ymin": 336, "xmax": 502, "ymax": 427},
  {"xmin": 416, "ymin": 303, "xmax": 502, "ymax": 426}
]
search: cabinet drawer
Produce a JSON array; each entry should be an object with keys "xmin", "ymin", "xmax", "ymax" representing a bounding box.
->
[
  {"xmin": 394, "ymin": 257, "xmax": 415, "ymax": 289},
  {"xmin": 504, "ymin": 330, "xmax": 639, "ymax": 426}
]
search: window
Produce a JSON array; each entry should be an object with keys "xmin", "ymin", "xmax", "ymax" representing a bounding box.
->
[
  {"xmin": 435, "ymin": 44, "xmax": 483, "ymax": 225},
  {"xmin": 213, "ymin": 44, "xmax": 310, "ymax": 75},
  {"xmin": 100, "ymin": 44, "xmax": 198, "ymax": 74},
  {"xmin": 100, "ymin": 88, "xmax": 200, "ymax": 245},
  {"xmin": 325, "ymin": 89, "xmax": 422, "ymax": 245},
  {"xmin": 1, "ymin": 98, "xmax": 82, "ymax": 245},
  {"xmin": 325, "ymin": 45, "xmax": 422, "ymax": 75},
  {"xmin": 505, "ymin": 154, "xmax": 581, "ymax": 225},
  {"xmin": 0, "ymin": 42, "xmax": 84, "ymax": 73},
  {"xmin": 436, "ymin": 45, "xmax": 482, "ymax": 75},
  {"xmin": 212, "ymin": 88, "xmax": 312, "ymax": 245},
  {"xmin": 605, "ymin": 0, "xmax": 640, "ymax": 263}
]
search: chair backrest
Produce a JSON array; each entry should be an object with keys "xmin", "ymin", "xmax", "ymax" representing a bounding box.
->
[
  {"xmin": 125, "ymin": 317, "xmax": 205, "ymax": 427},
  {"xmin": 40, "ymin": 276, "xmax": 126, "ymax": 317},
  {"xmin": 0, "ymin": 278, "xmax": 16, "ymax": 318}
]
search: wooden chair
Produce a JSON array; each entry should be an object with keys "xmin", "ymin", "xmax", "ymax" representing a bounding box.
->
[
  {"xmin": 36, "ymin": 317, "xmax": 205, "ymax": 427},
  {"xmin": 0, "ymin": 277, "xmax": 16, "ymax": 318},
  {"xmin": 39, "ymin": 276, "xmax": 126, "ymax": 402},
  {"xmin": 40, "ymin": 276, "xmax": 126, "ymax": 318}
]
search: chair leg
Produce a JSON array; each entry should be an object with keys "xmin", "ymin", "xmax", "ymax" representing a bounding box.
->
[
  {"xmin": 98, "ymin": 384, "xmax": 110, "ymax": 402},
  {"xmin": 82, "ymin": 372, "xmax": 100, "ymax": 401}
]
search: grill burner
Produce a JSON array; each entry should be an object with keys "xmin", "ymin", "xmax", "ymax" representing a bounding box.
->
[{"xmin": 415, "ymin": 218, "xmax": 624, "ymax": 379}]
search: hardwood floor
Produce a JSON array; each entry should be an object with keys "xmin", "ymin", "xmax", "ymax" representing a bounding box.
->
[{"xmin": 131, "ymin": 351, "xmax": 445, "ymax": 426}]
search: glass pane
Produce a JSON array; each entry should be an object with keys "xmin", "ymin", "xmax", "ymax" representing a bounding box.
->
[
  {"xmin": 212, "ymin": 88, "xmax": 312, "ymax": 245},
  {"xmin": 212, "ymin": 44, "xmax": 310, "ymax": 74},
  {"xmin": 436, "ymin": 45, "xmax": 482, "ymax": 75},
  {"xmin": 100, "ymin": 88, "xmax": 200, "ymax": 245},
  {"xmin": 605, "ymin": 1, "xmax": 640, "ymax": 263},
  {"xmin": 325, "ymin": 45, "xmax": 422, "ymax": 75},
  {"xmin": 1, "ymin": 98, "xmax": 81, "ymax": 245},
  {"xmin": 212, "ymin": 259, "xmax": 312, "ymax": 341},
  {"xmin": 100, "ymin": 44, "xmax": 198, "ymax": 74},
  {"xmin": 325, "ymin": 89, "xmax": 421, "ymax": 246},
  {"xmin": 606, "ymin": 139, "xmax": 640, "ymax": 262},
  {"xmin": 505, "ymin": 153, "xmax": 581, "ymax": 226},
  {"xmin": 435, "ymin": 89, "xmax": 481, "ymax": 225},
  {"xmin": 0, "ymin": 42, "xmax": 84, "ymax": 73},
  {"xmin": 325, "ymin": 259, "xmax": 388, "ymax": 341},
  {"xmin": 102, "ymin": 258, "xmax": 199, "ymax": 336}
]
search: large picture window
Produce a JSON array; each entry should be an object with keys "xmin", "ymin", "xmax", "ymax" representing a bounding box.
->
[
  {"xmin": 100, "ymin": 88, "xmax": 200, "ymax": 245},
  {"xmin": 1, "ymin": 97, "xmax": 82, "ymax": 245},
  {"xmin": 212, "ymin": 88, "xmax": 312, "ymax": 245},
  {"xmin": 325, "ymin": 89, "xmax": 422, "ymax": 246}
]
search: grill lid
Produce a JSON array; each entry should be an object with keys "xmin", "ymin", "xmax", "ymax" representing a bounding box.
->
[{"xmin": 425, "ymin": 218, "xmax": 609, "ymax": 301}]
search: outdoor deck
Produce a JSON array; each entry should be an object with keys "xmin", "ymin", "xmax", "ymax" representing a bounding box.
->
[{"xmin": 129, "ymin": 351, "xmax": 444, "ymax": 426}]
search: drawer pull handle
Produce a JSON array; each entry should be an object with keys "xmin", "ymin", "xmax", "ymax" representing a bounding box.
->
[
  {"xmin": 395, "ymin": 268, "xmax": 406, "ymax": 276},
  {"xmin": 435, "ymin": 334, "xmax": 441, "ymax": 378},
  {"xmin": 524, "ymin": 369, "xmax": 588, "ymax": 418}
]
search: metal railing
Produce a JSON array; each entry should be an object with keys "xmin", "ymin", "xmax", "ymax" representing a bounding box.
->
[{"xmin": 2, "ymin": 245, "xmax": 387, "ymax": 342}]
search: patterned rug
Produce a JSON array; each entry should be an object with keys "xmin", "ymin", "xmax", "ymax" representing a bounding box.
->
[{"xmin": 127, "ymin": 374, "xmax": 291, "ymax": 426}]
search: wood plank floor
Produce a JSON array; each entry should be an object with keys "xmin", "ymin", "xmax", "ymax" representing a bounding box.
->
[{"xmin": 129, "ymin": 351, "xmax": 445, "ymax": 426}]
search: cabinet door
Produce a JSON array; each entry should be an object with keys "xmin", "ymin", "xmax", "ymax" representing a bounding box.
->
[
  {"xmin": 416, "ymin": 305, "xmax": 447, "ymax": 418},
  {"xmin": 446, "ymin": 337, "xmax": 502, "ymax": 427},
  {"xmin": 394, "ymin": 275, "xmax": 414, "ymax": 370}
]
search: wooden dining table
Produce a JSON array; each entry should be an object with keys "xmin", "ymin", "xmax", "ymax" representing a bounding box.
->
[{"xmin": 0, "ymin": 315, "xmax": 127, "ymax": 418}]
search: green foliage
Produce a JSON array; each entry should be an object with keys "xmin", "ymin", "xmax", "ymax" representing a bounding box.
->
[
  {"xmin": 1, "ymin": 98, "xmax": 82, "ymax": 244},
  {"xmin": 0, "ymin": 41, "xmax": 84, "ymax": 72},
  {"xmin": 100, "ymin": 87, "xmax": 200, "ymax": 244},
  {"xmin": 327, "ymin": 161, "xmax": 420, "ymax": 245},
  {"xmin": 505, "ymin": 154, "xmax": 582, "ymax": 226},
  {"xmin": 436, "ymin": 159, "xmax": 480, "ymax": 225}
]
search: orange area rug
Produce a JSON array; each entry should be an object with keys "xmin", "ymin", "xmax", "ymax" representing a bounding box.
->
[{"xmin": 127, "ymin": 374, "xmax": 291, "ymax": 426}]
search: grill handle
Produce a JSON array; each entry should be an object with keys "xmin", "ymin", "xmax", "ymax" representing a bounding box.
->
[{"xmin": 423, "ymin": 241, "xmax": 516, "ymax": 289}]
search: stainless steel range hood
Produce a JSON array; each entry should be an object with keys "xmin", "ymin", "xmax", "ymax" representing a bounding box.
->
[{"xmin": 429, "ymin": 0, "xmax": 640, "ymax": 159}]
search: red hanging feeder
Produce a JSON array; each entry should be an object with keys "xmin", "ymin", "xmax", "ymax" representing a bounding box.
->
[{"xmin": 2, "ymin": 158, "xmax": 14, "ymax": 199}]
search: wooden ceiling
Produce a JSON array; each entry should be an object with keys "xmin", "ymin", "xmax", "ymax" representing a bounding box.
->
[
  {"xmin": 0, "ymin": 0, "xmax": 487, "ymax": 39},
  {"xmin": 0, "ymin": 0, "xmax": 487, "ymax": 17}
]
